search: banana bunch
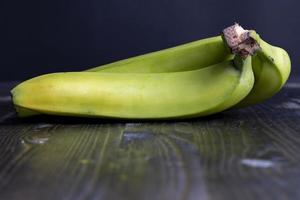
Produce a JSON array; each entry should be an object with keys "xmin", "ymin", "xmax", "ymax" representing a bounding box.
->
[{"xmin": 11, "ymin": 24, "xmax": 291, "ymax": 119}]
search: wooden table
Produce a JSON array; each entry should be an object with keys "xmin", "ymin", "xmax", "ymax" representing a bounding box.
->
[{"xmin": 1, "ymin": 81, "xmax": 300, "ymax": 200}]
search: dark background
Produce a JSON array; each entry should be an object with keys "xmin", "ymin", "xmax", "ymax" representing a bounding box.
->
[{"xmin": 0, "ymin": 0, "xmax": 299, "ymax": 81}]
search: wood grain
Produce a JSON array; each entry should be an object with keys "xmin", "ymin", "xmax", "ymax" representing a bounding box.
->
[{"xmin": 1, "ymin": 82, "xmax": 300, "ymax": 200}]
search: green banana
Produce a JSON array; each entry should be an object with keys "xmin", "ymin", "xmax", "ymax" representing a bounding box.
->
[
  {"xmin": 87, "ymin": 24, "xmax": 290, "ymax": 107},
  {"xmin": 16, "ymin": 35, "xmax": 236, "ymax": 117},
  {"xmin": 11, "ymin": 24, "xmax": 291, "ymax": 119},
  {"xmin": 11, "ymin": 56, "xmax": 254, "ymax": 119},
  {"xmin": 86, "ymin": 36, "xmax": 233, "ymax": 73},
  {"xmin": 235, "ymin": 38, "xmax": 291, "ymax": 107}
]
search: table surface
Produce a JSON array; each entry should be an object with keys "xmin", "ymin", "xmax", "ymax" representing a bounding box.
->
[{"xmin": 1, "ymin": 81, "xmax": 300, "ymax": 200}]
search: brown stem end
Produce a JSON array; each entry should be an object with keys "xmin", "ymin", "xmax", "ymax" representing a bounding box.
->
[{"xmin": 222, "ymin": 23, "xmax": 261, "ymax": 58}]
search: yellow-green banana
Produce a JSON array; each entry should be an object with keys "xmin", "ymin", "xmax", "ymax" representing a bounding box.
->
[
  {"xmin": 234, "ymin": 37, "xmax": 291, "ymax": 107},
  {"xmin": 11, "ymin": 56, "xmax": 254, "ymax": 119},
  {"xmin": 86, "ymin": 36, "xmax": 233, "ymax": 73},
  {"xmin": 11, "ymin": 24, "xmax": 291, "ymax": 119},
  {"xmin": 87, "ymin": 24, "xmax": 291, "ymax": 107}
]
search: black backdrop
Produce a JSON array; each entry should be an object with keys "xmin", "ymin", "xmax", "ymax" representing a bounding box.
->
[{"xmin": 0, "ymin": 0, "xmax": 299, "ymax": 81}]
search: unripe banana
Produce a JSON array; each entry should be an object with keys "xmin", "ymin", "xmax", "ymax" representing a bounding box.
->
[
  {"xmin": 17, "ymin": 35, "xmax": 236, "ymax": 117},
  {"xmin": 234, "ymin": 36, "xmax": 291, "ymax": 107},
  {"xmin": 86, "ymin": 36, "xmax": 233, "ymax": 73},
  {"xmin": 88, "ymin": 24, "xmax": 291, "ymax": 107},
  {"xmin": 14, "ymin": 29, "xmax": 237, "ymax": 117},
  {"xmin": 12, "ymin": 24, "xmax": 291, "ymax": 118},
  {"xmin": 11, "ymin": 56, "xmax": 254, "ymax": 119}
]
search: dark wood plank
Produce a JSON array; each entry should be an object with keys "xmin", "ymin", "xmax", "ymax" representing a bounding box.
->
[{"xmin": 0, "ymin": 81, "xmax": 300, "ymax": 200}]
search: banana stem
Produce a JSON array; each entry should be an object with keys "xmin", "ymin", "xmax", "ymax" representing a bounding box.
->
[{"xmin": 222, "ymin": 23, "xmax": 261, "ymax": 58}]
